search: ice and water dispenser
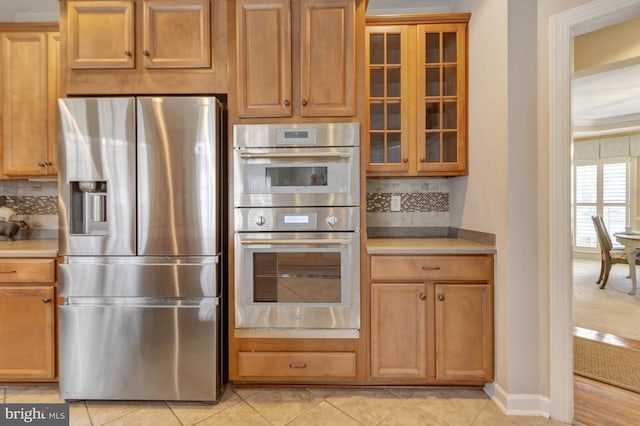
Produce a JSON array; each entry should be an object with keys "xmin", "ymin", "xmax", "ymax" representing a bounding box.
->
[{"xmin": 69, "ymin": 181, "xmax": 108, "ymax": 235}]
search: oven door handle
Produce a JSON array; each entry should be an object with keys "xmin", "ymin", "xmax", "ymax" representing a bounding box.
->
[
  {"xmin": 239, "ymin": 151, "xmax": 351, "ymax": 159},
  {"xmin": 240, "ymin": 239, "xmax": 352, "ymax": 246}
]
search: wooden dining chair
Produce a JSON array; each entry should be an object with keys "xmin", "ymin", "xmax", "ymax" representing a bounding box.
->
[{"xmin": 591, "ymin": 215, "xmax": 639, "ymax": 289}]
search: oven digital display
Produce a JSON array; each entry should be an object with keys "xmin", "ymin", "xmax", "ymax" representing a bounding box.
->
[
  {"xmin": 276, "ymin": 128, "xmax": 317, "ymax": 145},
  {"xmin": 283, "ymin": 215, "xmax": 310, "ymax": 224},
  {"xmin": 284, "ymin": 131, "xmax": 309, "ymax": 139}
]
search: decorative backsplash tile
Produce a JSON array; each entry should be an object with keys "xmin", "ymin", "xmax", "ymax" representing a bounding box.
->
[
  {"xmin": 0, "ymin": 180, "xmax": 58, "ymax": 237},
  {"xmin": 366, "ymin": 177, "xmax": 450, "ymax": 228},
  {"xmin": 3, "ymin": 195, "xmax": 58, "ymax": 215},
  {"xmin": 366, "ymin": 192, "xmax": 448, "ymax": 212}
]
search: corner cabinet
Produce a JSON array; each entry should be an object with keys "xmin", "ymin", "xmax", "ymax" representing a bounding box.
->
[
  {"xmin": 369, "ymin": 254, "xmax": 493, "ymax": 383},
  {"xmin": 235, "ymin": 0, "xmax": 356, "ymax": 118},
  {"xmin": 365, "ymin": 15, "xmax": 469, "ymax": 176},
  {"xmin": 61, "ymin": 0, "xmax": 227, "ymax": 94},
  {"xmin": 0, "ymin": 258, "xmax": 57, "ymax": 382},
  {"xmin": 0, "ymin": 24, "xmax": 60, "ymax": 178}
]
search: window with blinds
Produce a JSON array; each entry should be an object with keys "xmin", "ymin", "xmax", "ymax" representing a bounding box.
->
[{"xmin": 573, "ymin": 159, "xmax": 629, "ymax": 250}]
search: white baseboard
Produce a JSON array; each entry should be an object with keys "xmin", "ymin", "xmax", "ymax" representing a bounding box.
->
[{"xmin": 484, "ymin": 382, "xmax": 551, "ymax": 418}]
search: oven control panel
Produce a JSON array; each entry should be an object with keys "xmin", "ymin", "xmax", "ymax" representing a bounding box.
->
[{"xmin": 235, "ymin": 207, "xmax": 359, "ymax": 232}]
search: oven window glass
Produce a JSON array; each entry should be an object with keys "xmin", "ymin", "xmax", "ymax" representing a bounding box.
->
[
  {"xmin": 265, "ymin": 166, "xmax": 328, "ymax": 187},
  {"xmin": 253, "ymin": 252, "xmax": 341, "ymax": 303}
]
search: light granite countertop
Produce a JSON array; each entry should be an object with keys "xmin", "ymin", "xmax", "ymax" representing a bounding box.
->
[
  {"xmin": 0, "ymin": 240, "xmax": 59, "ymax": 258},
  {"xmin": 366, "ymin": 238, "xmax": 496, "ymax": 255}
]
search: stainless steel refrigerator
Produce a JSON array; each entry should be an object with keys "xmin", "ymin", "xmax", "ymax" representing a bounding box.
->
[{"xmin": 57, "ymin": 96, "xmax": 223, "ymax": 402}]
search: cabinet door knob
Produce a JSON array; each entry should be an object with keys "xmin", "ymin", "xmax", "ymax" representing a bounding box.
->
[
  {"xmin": 420, "ymin": 158, "xmax": 426, "ymax": 163},
  {"xmin": 437, "ymin": 294, "xmax": 445, "ymax": 301},
  {"xmin": 403, "ymin": 158, "xmax": 408, "ymax": 164},
  {"xmin": 422, "ymin": 266, "xmax": 441, "ymax": 271},
  {"xmin": 124, "ymin": 50, "xmax": 132, "ymax": 57},
  {"xmin": 143, "ymin": 50, "xmax": 150, "ymax": 56},
  {"xmin": 38, "ymin": 162, "xmax": 45, "ymax": 167},
  {"xmin": 42, "ymin": 298, "xmax": 51, "ymax": 303},
  {"xmin": 301, "ymin": 99, "xmax": 308, "ymax": 106},
  {"xmin": 45, "ymin": 161, "xmax": 53, "ymax": 166},
  {"xmin": 419, "ymin": 293, "xmax": 427, "ymax": 301}
]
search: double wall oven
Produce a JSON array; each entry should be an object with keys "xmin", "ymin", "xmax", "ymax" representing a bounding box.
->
[{"xmin": 233, "ymin": 123, "xmax": 360, "ymax": 338}]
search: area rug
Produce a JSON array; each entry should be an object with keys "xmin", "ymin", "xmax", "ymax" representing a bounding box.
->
[{"xmin": 574, "ymin": 336, "xmax": 640, "ymax": 393}]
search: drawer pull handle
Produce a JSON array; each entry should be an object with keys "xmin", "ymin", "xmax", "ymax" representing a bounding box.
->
[
  {"xmin": 422, "ymin": 266, "xmax": 441, "ymax": 271},
  {"xmin": 438, "ymin": 294, "xmax": 445, "ymax": 301},
  {"xmin": 419, "ymin": 293, "xmax": 427, "ymax": 301},
  {"xmin": 42, "ymin": 298, "xmax": 51, "ymax": 303},
  {"xmin": 0, "ymin": 270, "xmax": 17, "ymax": 274},
  {"xmin": 289, "ymin": 362, "xmax": 307, "ymax": 369}
]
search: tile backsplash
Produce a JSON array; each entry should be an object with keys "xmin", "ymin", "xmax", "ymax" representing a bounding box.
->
[
  {"xmin": 366, "ymin": 177, "xmax": 449, "ymax": 228},
  {"xmin": 0, "ymin": 180, "xmax": 58, "ymax": 239}
]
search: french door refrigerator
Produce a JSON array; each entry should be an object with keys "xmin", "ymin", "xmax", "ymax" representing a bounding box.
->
[{"xmin": 57, "ymin": 96, "xmax": 223, "ymax": 401}]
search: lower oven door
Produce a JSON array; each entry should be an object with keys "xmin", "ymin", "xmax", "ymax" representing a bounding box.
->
[{"xmin": 234, "ymin": 232, "xmax": 359, "ymax": 336}]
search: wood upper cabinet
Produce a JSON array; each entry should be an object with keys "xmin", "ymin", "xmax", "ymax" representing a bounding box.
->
[
  {"xmin": 369, "ymin": 254, "xmax": 493, "ymax": 383},
  {"xmin": 236, "ymin": 0, "xmax": 356, "ymax": 118},
  {"xmin": 61, "ymin": 0, "xmax": 227, "ymax": 94},
  {"xmin": 67, "ymin": 0, "xmax": 209, "ymax": 69},
  {"xmin": 67, "ymin": 0, "xmax": 134, "ymax": 68},
  {"xmin": 299, "ymin": 0, "xmax": 355, "ymax": 116},
  {"xmin": 236, "ymin": 0, "xmax": 291, "ymax": 117},
  {"xmin": 366, "ymin": 15, "xmax": 469, "ymax": 176},
  {"xmin": 142, "ymin": 0, "xmax": 211, "ymax": 68},
  {"xmin": 0, "ymin": 259, "xmax": 57, "ymax": 382},
  {"xmin": 47, "ymin": 32, "xmax": 62, "ymax": 176},
  {"xmin": 0, "ymin": 25, "xmax": 60, "ymax": 178}
]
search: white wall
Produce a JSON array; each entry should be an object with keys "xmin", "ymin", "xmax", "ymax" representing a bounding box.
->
[
  {"xmin": 448, "ymin": 0, "xmax": 511, "ymax": 396},
  {"xmin": 446, "ymin": 0, "xmax": 591, "ymax": 413}
]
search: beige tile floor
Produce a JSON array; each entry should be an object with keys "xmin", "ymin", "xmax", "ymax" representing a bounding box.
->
[{"xmin": 0, "ymin": 384, "xmax": 565, "ymax": 425}]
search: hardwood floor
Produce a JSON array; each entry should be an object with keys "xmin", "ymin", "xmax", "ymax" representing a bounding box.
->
[
  {"xmin": 574, "ymin": 375, "xmax": 640, "ymax": 426},
  {"xmin": 573, "ymin": 326, "xmax": 640, "ymax": 425},
  {"xmin": 573, "ymin": 258, "xmax": 640, "ymax": 424}
]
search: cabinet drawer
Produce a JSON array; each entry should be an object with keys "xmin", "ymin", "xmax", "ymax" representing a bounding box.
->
[
  {"xmin": 238, "ymin": 352, "xmax": 356, "ymax": 378},
  {"xmin": 0, "ymin": 259, "xmax": 55, "ymax": 283},
  {"xmin": 370, "ymin": 255, "xmax": 491, "ymax": 281}
]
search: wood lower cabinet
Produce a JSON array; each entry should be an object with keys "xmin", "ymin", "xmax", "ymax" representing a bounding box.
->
[
  {"xmin": 0, "ymin": 24, "xmax": 60, "ymax": 178},
  {"xmin": 235, "ymin": 0, "xmax": 356, "ymax": 118},
  {"xmin": 0, "ymin": 258, "xmax": 57, "ymax": 382},
  {"xmin": 61, "ymin": 0, "xmax": 227, "ymax": 94},
  {"xmin": 238, "ymin": 352, "xmax": 356, "ymax": 378},
  {"xmin": 435, "ymin": 283, "xmax": 493, "ymax": 382},
  {"xmin": 370, "ymin": 283, "xmax": 431, "ymax": 378},
  {"xmin": 369, "ymin": 254, "xmax": 494, "ymax": 383},
  {"xmin": 230, "ymin": 338, "xmax": 363, "ymax": 383}
]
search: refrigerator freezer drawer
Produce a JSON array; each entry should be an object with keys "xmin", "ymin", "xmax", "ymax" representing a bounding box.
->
[
  {"xmin": 59, "ymin": 299, "xmax": 220, "ymax": 402},
  {"xmin": 59, "ymin": 256, "xmax": 219, "ymax": 298}
]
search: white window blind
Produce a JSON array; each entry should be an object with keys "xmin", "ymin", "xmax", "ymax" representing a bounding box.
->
[{"xmin": 573, "ymin": 159, "xmax": 629, "ymax": 250}]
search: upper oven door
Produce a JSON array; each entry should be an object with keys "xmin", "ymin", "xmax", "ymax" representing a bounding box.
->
[{"xmin": 233, "ymin": 147, "xmax": 360, "ymax": 207}]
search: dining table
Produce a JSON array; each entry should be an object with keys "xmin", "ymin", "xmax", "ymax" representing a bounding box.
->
[{"xmin": 614, "ymin": 232, "xmax": 640, "ymax": 295}]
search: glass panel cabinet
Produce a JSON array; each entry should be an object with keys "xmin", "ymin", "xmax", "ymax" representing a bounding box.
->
[
  {"xmin": 365, "ymin": 16, "xmax": 468, "ymax": 177},
  {"xmin": 365, "ymin": 26, "xmax": 409, "ymax": 173}
]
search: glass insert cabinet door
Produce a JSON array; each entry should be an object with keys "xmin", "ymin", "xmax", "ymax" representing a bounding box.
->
[
  {"xmin": 365, "ymin": 25, "xmax": 410, "ymax": 173},
  {"xmin": 365, "ymin": 18, "xmax": 468, "ymax": 177},
  {"xmin": 417, "ymin": 23, "xmax": 467, "ymax": 175}
]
